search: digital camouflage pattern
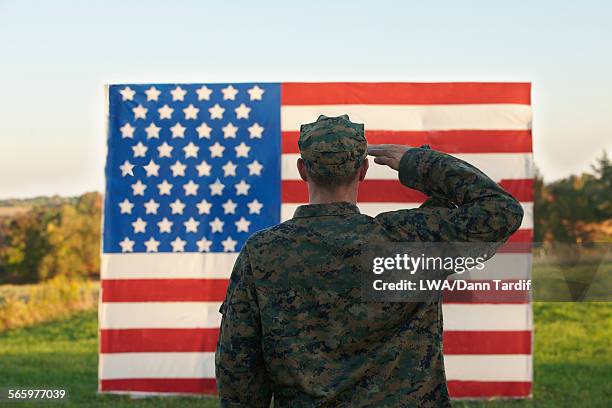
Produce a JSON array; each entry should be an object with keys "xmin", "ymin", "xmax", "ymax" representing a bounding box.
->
[
  {"xmin": 298, "ymin": 114, "xmax": 367, "ymax": 177},
  {"xmin": 216, "ymin": 147, "xmax": 524, "ymax": 407}
]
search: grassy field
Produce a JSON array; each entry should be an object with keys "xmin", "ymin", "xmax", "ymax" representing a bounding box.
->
[{"xmin": 0, "ymin": 303, "xmax": 610, "ymax": 407}]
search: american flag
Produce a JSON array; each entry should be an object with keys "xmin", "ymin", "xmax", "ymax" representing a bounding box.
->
[{"xmin": 100, "ymin": 82, "xmax": 533, "ymax": 399}]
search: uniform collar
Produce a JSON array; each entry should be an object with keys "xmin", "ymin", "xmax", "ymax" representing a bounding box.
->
[{"xmin": 293, "ymin": 202, "xmax": 361, "ymax": 218}]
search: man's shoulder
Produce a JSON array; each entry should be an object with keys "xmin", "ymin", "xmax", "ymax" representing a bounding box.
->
[{"xmin": 243, "ymin": 219, "xmax": 300, "ymax": 250}]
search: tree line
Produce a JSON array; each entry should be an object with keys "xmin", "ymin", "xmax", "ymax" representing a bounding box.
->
[{"xmin": 0, "ymin": 152, "xmax": 610, "ymax": 284}]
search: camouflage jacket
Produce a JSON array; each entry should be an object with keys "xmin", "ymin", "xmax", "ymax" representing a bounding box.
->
[{"xmin": 216, "ymin": 147, "xmax": 524, "ymax": 407}]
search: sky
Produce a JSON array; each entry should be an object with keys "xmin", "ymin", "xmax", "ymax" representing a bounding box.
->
[{"xmin": 1, "ymin": 0, "xmax": 611, "ymax": 199}]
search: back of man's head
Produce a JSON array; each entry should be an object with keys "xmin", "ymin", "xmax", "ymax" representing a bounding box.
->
[{"xmin": 298, "ymin": 115, "xmax": 367, "ymax": 190}]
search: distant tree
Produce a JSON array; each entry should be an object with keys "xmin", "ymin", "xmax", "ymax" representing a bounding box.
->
[
  {"xmin": 38, "ymin": 192, "xmax": 101, "ymax": 280},
  {"xmin": 0, "ymin": 207, "xmax": 57, "ymax": 283}
]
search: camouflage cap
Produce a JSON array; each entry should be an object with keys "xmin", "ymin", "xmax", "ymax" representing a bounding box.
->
[{"xmin": 298, "ymin": 114, "xmax": 367, "ymax": 177}]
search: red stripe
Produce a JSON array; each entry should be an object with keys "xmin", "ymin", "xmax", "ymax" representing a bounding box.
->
[
  {"xmin": 507, "ymin": 229, "xmax": 533, "ymax": 243},
  {"xmin": 102, "ymin": 278, "xmax": 531, "ymax": 302},
  {"xmin": 282, "ymin": 130, "xmax": 532, "ymax": 154},
  {"xmin": 100, "ymin": 328, "xmax": 220, "ymax": 353},
  {"xmin": 100, "ymin": 328, "xmax": 530, "ymax": 354},
  {"xmin": 281, "ymin": 179, "xmax": 533, "ymax": 203},
  {"xmin": 281, "ymin": 82, "xmax": 531, "ymax": 105},
  {"xmin": 442, "ymin": 281, "xmax": 530, "ymax": 304},
  {"xmin": 101, "ymin": 279, "xmax": 228, "ymax": 302},
  {"xmin": 100, "ymin": 379, "xmax": 532, "ymax": 398},
  {"xmin": 447, "ymin": 380, "xmax": 532, "ymax": 398},
  {"xmin": 100, "ymin": 378, "xmax": 217, "ymax": 395},
  {"xmin": 444, "ymin": 331, "xmax": 531, "ymax": 354}
]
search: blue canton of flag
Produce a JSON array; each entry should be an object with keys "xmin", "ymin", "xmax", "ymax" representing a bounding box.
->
[{"xmin": 104, "ymin": 83, "xmax": 281, "ymax": 253}]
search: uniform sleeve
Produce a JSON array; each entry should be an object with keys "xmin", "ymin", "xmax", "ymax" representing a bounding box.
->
[
  {"xmin": 215, "ymin": 247, "xmax": 272, "ymax": 408},
  {"xmin": 375, "ymin": 147, "xmax": 524, "ymax": 242}
]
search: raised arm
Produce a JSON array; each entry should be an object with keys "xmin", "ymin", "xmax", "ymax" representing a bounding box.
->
[{"xmin": 369, "ymin": 144, "xmax": 524, "ymax": 242}]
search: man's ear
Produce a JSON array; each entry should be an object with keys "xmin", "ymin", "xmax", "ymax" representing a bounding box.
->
[
  {"xmin": 297, "ymin": 158, "xmax": 308, "ymax": 181},
  {"xmin": 358, "ymin": 158, "xmax": 369, "ymax": 182}
]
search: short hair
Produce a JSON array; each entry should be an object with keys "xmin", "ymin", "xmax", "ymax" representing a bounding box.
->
[{"xmin": 306, "ymin": 167, "xmax": 360, "ymax": 190}]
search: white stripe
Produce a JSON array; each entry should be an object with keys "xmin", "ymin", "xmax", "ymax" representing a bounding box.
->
[
  {"xmin": 281, "ymin": 104, "xmax": 532, "ymax": 131},
  {"xmin": 101, "ymin": 253, "xmax": 237, "ymax": 279},
  {"xmin": 100, "ymin": 302, "xmax": 529, "ymax": 330},
  {"xmin": 99, "ymin": 302, "xmax": 222, "ymax": 329},
  {"xmin": 281, "ymin": 202, "xmax": 533, "ymax": 229},
  {"xmin": 282, "ymin": 153, "xmax": 534, "ymax": 181},
  {"xmin": 444, "ymin": 355, "xmax": 532, "ymax": 382},
  {"xmin": 99, "ymin": 353, "xmax": 531, "ymax": 382},
  {"xmin": 99, "ymin": 352, "xmax": 215, "ymax": 379},
  {"xmin": 443, "ymin": 304, "xmax": 532, "ymax": 331}
]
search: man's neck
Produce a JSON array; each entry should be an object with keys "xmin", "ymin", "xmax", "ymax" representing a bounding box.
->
[{"xmin": 307, "ymin": 183, "xmax": 358, "ymax": 205}]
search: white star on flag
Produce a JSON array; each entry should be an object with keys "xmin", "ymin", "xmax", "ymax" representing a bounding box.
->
[
  {"xmin": 119, "ymin": 86, "xmax": 135, "ymax": 101},
  {"xmin": 157, "ymin": 142, "xmax": 173, "ymax": 158},
  {"xmin": 235, "ymin": 180, "xmax": 250, "ymax": 196},
  {"xmin": 132, "ymin": 104, "xmax": 147, "ymax": 119},
  {"xmin": 235, "ymin": 103, "xmax": 251, "ymax": 119},
  {"xmin": 209, "ymin": 104, "xmax": 225, "ymax": 119},
  {"xmin": 247, "ymin": 123, "xmax": 264, "ymax": 139},
  {"xmin": 222, "ymin": 122, "xmax": 238, "ymax": 138},
  {"xmin": 209, "ymin": 217, "xmax": 224, "ymax": 233},
  {"xmin": 170, "ymin": 122, "xmax": 186, "ymax": 138},
  {"xmin": 144, "ymin": 199, "xmax": 160, "ymax": 214},
  {"xmin": 210, "ymin": 179, "xmax": 225, "ymax": 196},
  {"xmin": 196, "ymin": 85, "xmax": 212, "ymax": 101},
  {"xmin": 120, "ymin": 160, "xmax": 135, "ymax": 177},
  {"xmin": 183, "ymin": 104, "xmax": 199, "ymax": 120},
  {"xmin": 235, "ymin": 217, "xmax": 251, "ymax": 232},
  {"xmin": 131, "ymin": 180, "xmax": 146, "ymax": 196},
  {"xmin": 145, "ymin": 86, "xmax": 161, "ymax": 101},
  {"xmin": 170, "ymin": 86, "xmax": 187, "ymax": 101},
  {"xmin": 157, "ymin": 180, "xmax": 173, "ymax": 195},
  {"xmin": 222, "ymin": 161, "xmax": 237, "ymax": 177},
  {"xmin": 247, "ymin": 85, "xmax": 265, "ymax": 101},
  {"xmin": 119, "ymin": 237, "xmax": 135, "ymax": 252},
  {"xmin": 196, "ymin": 160, "xmax": 212, "ymax": 176},
  {"xmin": 144, "ymin": 160, "xmax": 160, "ymax": 177},
  {"xmin": 196, "ymin": 122, "xmax": 212, "ymax": 139},
  {"xmin": 247, "ymin": 199, "xmax": 263, "ymax": 214},
  {"xmin": 145, "ymin": 237, "xmax": 160, "ymax": 252},
  {"xmin": 221, "ymin": 85, "xmax": 238, "ymax": 100},
  {"xmin": 184, "ymin": 217, "xmax": 200, "ymax": 233},
  {"xmin": 145, "ymin": 123, "xmax": 161, "ymax": 139},
  {"xmin": 209, "ymin": 142, "xmax": 225, "ymax": 158},
  {"xmin": 171, "ymin": 237, "xmax": 186, "ymax": 252},
  {"xmin": 158, "ymin": 104, "xmax": 174, "ymax": 119},
  {"xmin": 170, "ymin": 161, "xmax": 187, "ymax": 177},
  {"xmin": 183, "ymin": 142, "xmax": 199, "ymax": 158},
  {"xmin": 248, "ymin": 160, "xmax": 263, "ymax": 176},
  {"xmin": 196, "ymin": 237, "xmax": 212, "ymax": 252},
  {"xmin": 183, "ymin": 180, "xmax": 199, "ymax": 196},
  {"xmin": 118, "ymin": 198, "xmax": 134, "ymax": 214},
  {"xmin": 120, "ymin": 123, "xmax": 135, "ymax": 138},
  {"xmin": 157, "ymin": 218, "xmax": 173, "ymax": 233},
  {"xmin": 132, "ymin": 217, "xmax": 147, "ymax": 233},
  {"xmin": 170, "ymin": 199, "xmax": 186, "ymax": 215},
  {"xmin": 221, "ymin": 236, "xmax": 238, "ymax": 252},
  {"xmin": 222, "ymin": 199, "xmax": 237, "ymax": 214},
  {"xmin": 235, "ymin": 142, "xmax": 250, "ymax": 158},
  {"xmin": 197, "ymin": 199, "xmax": 212, "ymax": 214},
  {"xmin": 132, "ymin": 142, "xmax": 148, "ymax": 158}
]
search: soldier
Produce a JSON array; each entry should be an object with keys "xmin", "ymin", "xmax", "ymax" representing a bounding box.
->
[{"xmin": 216, "ymin": 115, "xmax": 524, "ymax": 407}]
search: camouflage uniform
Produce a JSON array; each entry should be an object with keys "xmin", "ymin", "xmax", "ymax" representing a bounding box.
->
[{"xmin": 216, "ymin": 115, "xmax": 524, "ymax": 407}]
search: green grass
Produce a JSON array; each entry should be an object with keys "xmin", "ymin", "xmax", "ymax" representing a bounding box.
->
[{"xmin": 1, "ymin": 304, "xmax": 610, "ymax": 407}]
